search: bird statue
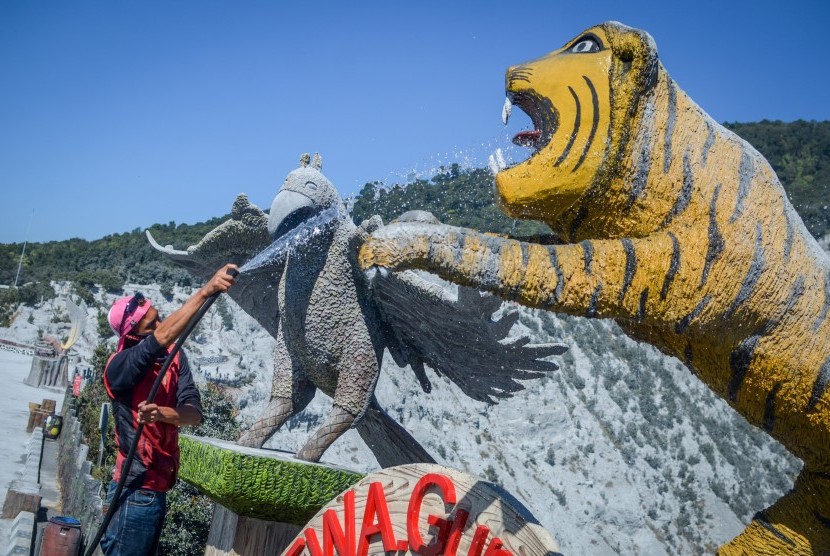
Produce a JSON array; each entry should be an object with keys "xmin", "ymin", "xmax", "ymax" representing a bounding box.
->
[{"xmin": 148, "ymin": 154, "xmax": 566, "ymax": 466}]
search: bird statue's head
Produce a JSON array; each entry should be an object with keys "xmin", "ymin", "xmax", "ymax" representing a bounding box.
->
[{"xmin": 267, "ymin": 153, "xmax": 345, "ymax": 239}]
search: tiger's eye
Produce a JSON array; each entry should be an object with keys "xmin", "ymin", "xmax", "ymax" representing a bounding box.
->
[{"xmin": 571, "ymin": 38, "xmax": 600, "ymax": 53}]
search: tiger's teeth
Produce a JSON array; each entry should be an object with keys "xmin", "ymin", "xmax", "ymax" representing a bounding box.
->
[{"xmin": 502, "ymin": 96, "xmax": 513, "ymax": 125}]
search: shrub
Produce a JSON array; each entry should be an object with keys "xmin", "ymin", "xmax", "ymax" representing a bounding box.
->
[
  {"xmin": 97, "ymin": 310, "xmax": 114, "ymax": 339},
  {"xmin": 545, "ymin": 447, "xmax": 556, "ymax": 466},
  {"xmin": 72, "ymin": 282, "xmax": 96, "ymax": 306},
  {"xmin": 18, "ymin": 281, "xmax": 56, "ymax": 306},
  {"xmin": 0, "ymin": 288, "xmax": 18, "ymax": 327},
  {"xmin": 160, "ymin": 282, "xmax": 174, "ymax": 301},
  {"xmin": 157, "ymin": 482, "xmax": 214, "ymax": 556},
  {"xmin": 98, "ymin": 270, "xmax": 123, "ymax": 294},
  {"xmin": 160, "ymin": 381, "xmax": 241, "ymax": 555}
]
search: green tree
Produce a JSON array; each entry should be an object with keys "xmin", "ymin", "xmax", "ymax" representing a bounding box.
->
[
  {"xmin": 97, "ymin": 270, "xmax": 123, "ymax": 294},
  {"xmin": 0, "ymin": 288, "xmax": 19, "ymax": 327},
  {"xmin": 97, "ymin": 310, "xmax": 114, "ymax": 339},
  {"xmin": 72, "ymin": 282, "xmax": 96, "ymax": 306}
]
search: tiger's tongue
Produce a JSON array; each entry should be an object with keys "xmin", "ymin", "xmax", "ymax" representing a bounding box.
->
[{"xmin": 512, "ymin": 129, "xmax": 543, "ymax": 148}]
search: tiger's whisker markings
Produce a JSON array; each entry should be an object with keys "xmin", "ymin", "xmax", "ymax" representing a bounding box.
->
[
  {"xmin": 508, "ymin": 66, "xmax": 533, "ymax": 88},
  {"xmin": 573, "ymin": 76, "xmax": 599, "ymax": 172},
  {"xmin": 555, "ymin": 86, "xmax": 581, "ymax": 167}
]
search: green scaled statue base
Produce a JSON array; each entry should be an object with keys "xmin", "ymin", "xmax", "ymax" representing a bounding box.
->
[{"xmin": 177, "ymin": 435, "xmax": 364, "ymax": 524}]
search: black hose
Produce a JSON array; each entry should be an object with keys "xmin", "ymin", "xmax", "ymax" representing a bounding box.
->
[{"xmin": 84, "ymin": 269, "xmax": 237, "ymax": 556}]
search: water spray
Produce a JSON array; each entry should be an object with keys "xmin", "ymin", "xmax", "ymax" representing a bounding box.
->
[{"xmin": 239, "ymin": 203, "xmax": 345, "ymax": 274}]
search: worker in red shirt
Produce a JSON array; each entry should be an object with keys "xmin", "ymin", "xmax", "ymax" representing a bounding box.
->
[{"xmin": 101, "ymin": 264, "xmax": 236, "ymax": 555}]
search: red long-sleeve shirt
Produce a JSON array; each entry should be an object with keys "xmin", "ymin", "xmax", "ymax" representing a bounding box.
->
[{"xmin": 103, "ymin": 334, "xmax": 202, "ymax": 491}]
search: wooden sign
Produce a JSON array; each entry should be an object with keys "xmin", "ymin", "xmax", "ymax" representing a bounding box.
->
[{"xmin": 281, "ymin": 463, "xmax": 561, "ymax": 556}]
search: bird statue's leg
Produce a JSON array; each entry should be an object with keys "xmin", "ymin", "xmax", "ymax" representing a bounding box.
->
[
  {"xmin": 238, "ymin": 396, "xmax": 296, "ymax": 448},
  {"xmin": 295, "ymin": 318, "xmax": 380, "ymax": 462},
  {"xmin": 295, "ymin": 405, "xmax": 355, "ymax": 462},
  {"xmin": 238, "ymin": 327, "xmax": 314, "ymax": 448}
]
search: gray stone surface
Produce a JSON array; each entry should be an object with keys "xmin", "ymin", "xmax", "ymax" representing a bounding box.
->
[
  {"xmin": 55, "ymin": 403, "xmax": 103, "ymax": 553},
  {"xmin": 6, "ymin": 511, "xmax": 34, "ymax": 556}
]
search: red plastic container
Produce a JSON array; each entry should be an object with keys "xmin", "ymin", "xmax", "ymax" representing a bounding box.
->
[{"xmin": 40, "ymin": 516, "xmax": 81, "ymax": 556}]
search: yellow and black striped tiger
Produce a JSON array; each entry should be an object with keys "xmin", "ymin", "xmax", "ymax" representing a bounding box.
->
[{"xmin": 360, "ymin": 21, "xmax": 830, "ymax": 555}]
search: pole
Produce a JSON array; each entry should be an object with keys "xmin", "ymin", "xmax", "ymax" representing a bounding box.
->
[{"xmin": 14, "ymin": 209, "xmax": 34, "ymax": 288}]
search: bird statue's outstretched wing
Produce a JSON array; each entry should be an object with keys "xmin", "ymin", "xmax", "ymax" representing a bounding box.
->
[
  {"xmin": 370, "ymin": 269, "xmax": 567, "ymax": 403},
  {"xmin": 147, "ymin": 194, "xmax": 282, "ymax": 337},
  {"xmin": 358, "ymin": 211, "xmax": 568, "ymax": 403}
]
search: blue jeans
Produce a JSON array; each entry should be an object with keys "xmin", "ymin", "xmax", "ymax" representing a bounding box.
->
[{"xmin": 100, "ymin": 481, "xmax": 167, "ymax": 556}]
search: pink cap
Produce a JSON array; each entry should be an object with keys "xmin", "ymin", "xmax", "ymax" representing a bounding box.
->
[{"xmin": 108, "ymin": 294, "xmax": 153, "ymax": 337}]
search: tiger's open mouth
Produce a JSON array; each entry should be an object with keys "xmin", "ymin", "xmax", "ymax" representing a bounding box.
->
[
  {"xmin": 490, "ymin": 90, "xmax": 558, "ymax": 174},
  {"xmin": 508, "ymin": 91, "xmax": 557, "ymax": 151}
]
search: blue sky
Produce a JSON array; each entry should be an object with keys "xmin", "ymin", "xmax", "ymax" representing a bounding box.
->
[{"xmin": 1, "ymin": 0, "xmax": 828, "ymax": 243}]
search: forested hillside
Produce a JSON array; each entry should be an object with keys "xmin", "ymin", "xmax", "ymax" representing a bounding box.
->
[{"xmin": 2, "ymin": 120, "xmax": 828, "ymax": 294}]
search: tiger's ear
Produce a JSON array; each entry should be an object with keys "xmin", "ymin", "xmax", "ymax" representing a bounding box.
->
[
  {"xmin": 604, "ymin": 22, "xmax": 659, "ymax": 92},
  {"xmin": 312, "ymin": 153, "xmax": 323, "ymax": 171}
]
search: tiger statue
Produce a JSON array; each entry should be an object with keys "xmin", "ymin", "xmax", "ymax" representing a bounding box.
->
[{"xmin": 359, "ymin": 21, "xmax": 830, "ymax": 555}]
